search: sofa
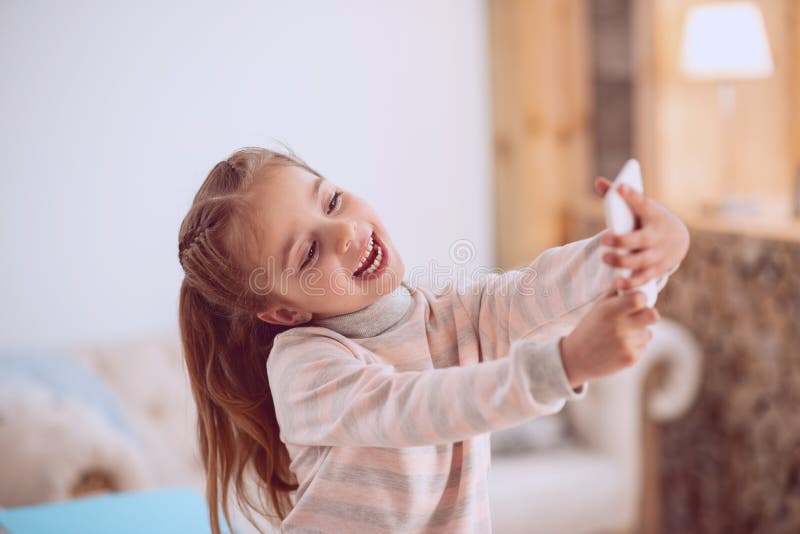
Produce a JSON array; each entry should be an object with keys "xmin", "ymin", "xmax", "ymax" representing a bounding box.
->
[{"xmin": 0, "ymin": 318, "xmax": 702, "ymax": 534}]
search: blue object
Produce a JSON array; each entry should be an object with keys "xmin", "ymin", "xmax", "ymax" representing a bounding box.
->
[{"xmin": 0, "ymin": 488, "xmax": 233, "ymax": 534}]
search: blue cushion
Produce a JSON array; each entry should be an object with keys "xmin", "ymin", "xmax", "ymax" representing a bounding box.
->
[{"xmin": 0, "ymin": 488, "xmax": 232, "ymax": 534}]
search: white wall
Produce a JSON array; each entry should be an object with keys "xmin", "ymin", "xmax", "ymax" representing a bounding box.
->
[{"xmin": 0, "ymin": 0, "xmax": 491, "ymax": 349}]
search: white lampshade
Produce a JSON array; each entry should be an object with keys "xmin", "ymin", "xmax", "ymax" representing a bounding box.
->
[{"xmin": 680, "ymin": 2, "xmax": 774, "ymax": 80}]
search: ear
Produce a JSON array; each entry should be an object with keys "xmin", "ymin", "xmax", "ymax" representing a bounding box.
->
[{"xmin": 256, "ymin": 306, "xmax": 312, "ymax": 326}]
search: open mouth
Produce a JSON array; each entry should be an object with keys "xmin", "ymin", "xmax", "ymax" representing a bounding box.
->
[{"xmin": 352, "ymin": 232, "xmax": 388, "ymax": 279}]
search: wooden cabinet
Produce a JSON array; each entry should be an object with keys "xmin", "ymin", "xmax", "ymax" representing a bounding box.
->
[
  {"xmin": 489, "ymin": 0, "xmax": 592, "ymax": 269},
  {"xmin": 489, "ymin": 0, "xmax": 800, "ymax": 267}
]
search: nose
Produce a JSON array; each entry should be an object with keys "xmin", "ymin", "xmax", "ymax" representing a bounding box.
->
[{"xmin": 334, "ymin": 220, "xmax": 357, "ymax": 255}]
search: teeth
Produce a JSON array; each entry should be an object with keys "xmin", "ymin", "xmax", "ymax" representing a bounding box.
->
[
  {"xmin": 354, "ymin": 236, "xmax": 375, "ymax": 273},
  {"xmin": 362, "ymin": 246, "xmax": 383, "ymax": 275},
  {"xmin": 356, "ymin": 236, "xmax": 375, "ymax": 271}
]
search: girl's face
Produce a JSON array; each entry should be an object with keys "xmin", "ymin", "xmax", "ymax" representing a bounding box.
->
[{"xmin": 252, "ymin": 164, "xmax": 405, "ymax": 326}]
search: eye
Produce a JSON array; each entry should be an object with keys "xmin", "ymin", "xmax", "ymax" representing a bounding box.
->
[
  {"xmin": 327, "ymin": 190, "xmax": 343, "ymax": 214},
  {"xmin": 301, "ymin": 242, "xmax": 316, "ymax": 270}
]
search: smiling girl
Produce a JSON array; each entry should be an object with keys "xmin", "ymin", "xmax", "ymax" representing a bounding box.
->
[{"xmin": 177, "ymin": 147, "xmax": 688, "ymax": 534}]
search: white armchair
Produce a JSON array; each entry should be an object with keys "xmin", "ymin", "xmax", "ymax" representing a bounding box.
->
[{"xmin": 488, "ymin": 318, "xmax": 703, "ymax": 534}]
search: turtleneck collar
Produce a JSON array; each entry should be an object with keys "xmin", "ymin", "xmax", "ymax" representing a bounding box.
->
[{"xmin": 308, "ymin": 281, "xmax": 414, "ymax": 338}]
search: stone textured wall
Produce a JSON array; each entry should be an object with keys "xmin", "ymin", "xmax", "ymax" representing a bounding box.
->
[{"xmin": 568, "ymin": 216, "xmax": 800, "ymax": 533}]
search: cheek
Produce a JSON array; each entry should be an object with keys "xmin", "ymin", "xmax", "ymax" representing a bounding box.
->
[
  {"xmin": 390, "ymin": 255, "xmax": 405, "ymax": 279},
  {"xmin": 296, "ymin": 267, "xmax": 328, "ymax": 289},
  {"xmin": 318, "ymin": 263, "xmax": 353, "ymax": 285}
]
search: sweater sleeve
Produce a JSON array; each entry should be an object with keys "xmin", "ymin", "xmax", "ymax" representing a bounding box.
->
[
  {"xmin": 452, "ymin": 230, "xmax": 678, "ymax": 364},
  {"xmin": 267, "ymin": 332, "xmax": 584, "ymax": 448}
]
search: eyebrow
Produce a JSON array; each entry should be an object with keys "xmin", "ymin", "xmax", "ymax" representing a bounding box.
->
[{"xmin": 281, "ymin": 176, "xmax": 326, "ymax": 270}]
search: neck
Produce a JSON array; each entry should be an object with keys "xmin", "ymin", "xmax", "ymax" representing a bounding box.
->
[{"xmin": 308, "ymin": 281, "xmax": 414, "ymax": 338}]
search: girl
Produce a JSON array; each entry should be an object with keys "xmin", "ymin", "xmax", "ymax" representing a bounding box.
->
[{"xmin": 177, "ymin": 147, "xmax": 689, "ymax": 534}]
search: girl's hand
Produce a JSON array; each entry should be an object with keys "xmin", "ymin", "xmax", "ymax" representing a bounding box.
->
[
  {"xmin": 593, "ymin": 176, "xmax": 690, "ymax": 290},
  {"xmin": 560, "ymin": 288, "xmax": 660, "ymax": 388}
]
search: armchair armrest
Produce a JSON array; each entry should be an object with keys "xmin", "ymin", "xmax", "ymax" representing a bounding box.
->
[
  {"xmin": 567, "ymin": 318, "xmax": 703, "ymax": 451},
  {"xmin": 563, "ymin": 317, "xmax": 703, "ymax": 527}
]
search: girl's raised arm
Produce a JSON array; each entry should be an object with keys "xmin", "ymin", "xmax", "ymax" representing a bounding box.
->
[
  {"xmin": 451, "ymin": 231, "xmax": 678, "ymax": 362},
  {"xmin": 267, "ymin": 332, "xmax": 584, "ymax": 448}
]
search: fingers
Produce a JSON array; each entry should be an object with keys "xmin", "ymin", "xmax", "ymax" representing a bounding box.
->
[
  {"xmin": 602, "ymin": 276, "xmax": 632, "ymax": 296},
  {"xmin": 628, "ymin": 327, "xmax": 654, "ymax": 351},
  {"xmin": 612, "ymin": 276, "xmax": 629, "ymax": 291},
  {"xmin": 609, "ymin": 290, "xmax": 649, "ymax": 315},
  {"xmin": 617, "ymin": 184, "xmax": 652, "ymax": 221},
  {"xmin": 601, "ymin": 228, "xmax": 653, "ymax": 250},
  {"xmin": 625, "ymin": 266, "xmax": 659, "ymax": 288},
  {"xmin": 602, "ymin": 248, "xmax": 659, "ymax": 271},
  {"xmin": 626, "ymin": 306, "xmax": 660, "ymax": 328}
]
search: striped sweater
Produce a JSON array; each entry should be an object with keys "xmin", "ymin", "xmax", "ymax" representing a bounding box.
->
[{"xmin": 266, "ymin": 230, "xmax": 676, "ymax": 533}]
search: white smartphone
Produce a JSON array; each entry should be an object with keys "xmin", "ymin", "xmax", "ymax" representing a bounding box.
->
[{"xmin": 603, "ymin": 159, "xmax": 658, "ymax": 307}]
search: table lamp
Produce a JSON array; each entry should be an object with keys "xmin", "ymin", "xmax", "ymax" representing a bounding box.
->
[{"xmin": 679, "ymin": 1, "xmax": 774, "ymax": 217}]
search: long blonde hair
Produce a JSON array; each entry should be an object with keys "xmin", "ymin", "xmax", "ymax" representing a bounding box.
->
[{"xmin": 177, "ymin": 146, "xmax": 321, "ymax": 533}]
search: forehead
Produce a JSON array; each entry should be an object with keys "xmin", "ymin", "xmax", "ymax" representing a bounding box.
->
[
  {"xmin": 255, "ymin": 163, "xmax": 319, "ymax": 198},
  {"xmin": 251, "ymin": 164, "xmax": 324, "ymax": 264}
]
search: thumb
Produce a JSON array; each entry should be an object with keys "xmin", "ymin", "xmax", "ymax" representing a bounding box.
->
[
  {"xmin": 593, "ymin": 177, "xmax": 611, "ymax": 197},
  {"xmin": 618, "ymin": 184, "xmax": 651, "ymax": 224},
  {"xmin": 603, "ymin": 276, "xmax": 627, "ymax": 295},
  {"xmin": 611, "ymin": 290, "xmax": 648, "ymax": 315}
]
